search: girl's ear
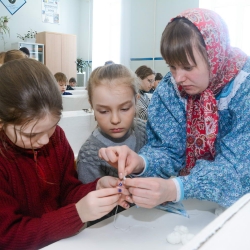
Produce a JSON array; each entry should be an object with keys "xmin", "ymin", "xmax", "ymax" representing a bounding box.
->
[{"xmin": 0, "ymin": 122, "xmax": 3, "ymax": 130}]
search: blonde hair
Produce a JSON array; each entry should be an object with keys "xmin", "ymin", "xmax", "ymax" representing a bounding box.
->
[
  {"xmin": 54, "ymin": 72, "xmax": 68, "ymax": 83},
  {"xmin": 4, "ymin": 50, "xmax": 26, "ymax": 63},
  {"xmin": 0, "ymin": 52, "xmax": 6, "ymax": 64},
  {"xmin": 88, "ymin": 64, "xmax": 139, "ymax": 106}
]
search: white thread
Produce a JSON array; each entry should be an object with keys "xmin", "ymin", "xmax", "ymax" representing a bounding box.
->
[{"xmin": 113, "ymin": 175, "xmax": 155, "ymax": 231}]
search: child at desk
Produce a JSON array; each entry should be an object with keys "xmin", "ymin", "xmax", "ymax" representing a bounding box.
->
[
  {"xmin": 54, "ymin": 72, "xmax": 72, "ymax": 95},
  {"xmin": 77, "ymin": 64, "xmax": 147, "ymax": 183},
  {"xmin": 67, "ymin": 77, "xmax": 77, "ymax": 90},
  {"xmin": 0, "ymin": 58, "xmax": 128, "ymax": 250},
  {"xmin": 76, "ymin": 64, "xmax": 147, "ymax": 225}
]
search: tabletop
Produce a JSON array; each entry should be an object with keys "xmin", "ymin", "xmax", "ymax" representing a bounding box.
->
[{"xmin": 42, "ymin": 199, "xmax": 219, "ymax": 250}]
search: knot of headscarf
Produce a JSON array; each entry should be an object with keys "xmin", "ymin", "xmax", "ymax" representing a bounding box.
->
[{"xmin": 175, "ymin": 8, "xmax": 248, "ymax": 176}]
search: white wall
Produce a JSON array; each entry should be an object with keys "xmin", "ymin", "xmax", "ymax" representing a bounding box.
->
[
  {"xmin": 0, "ymin": 0, "xmax": 199, "ymax": 78},
  {"xmin": 129, "ymin": 0, "xmax": 199, "ymax": 76},
  {"xmin": 0, "ymin": 0, "xmax": 81, "ymax": 53}
]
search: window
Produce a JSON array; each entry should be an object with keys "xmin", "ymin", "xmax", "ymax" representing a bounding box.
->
[
  {"xmin": 92, "ymin": 0, "xmax": 121, "ymax": 69},
  {"xmin": 199, "ymin": 0, "xmax": 250, "ymax": 55}
]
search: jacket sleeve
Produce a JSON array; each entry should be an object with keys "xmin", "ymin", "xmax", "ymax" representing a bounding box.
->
[
  {"xmin": 139, "ymin": 75, "xmax": 187, "ymax": 178},
  {"xmin": 179, "ymin": 72, "xmax": 250, "ymax": 207}
]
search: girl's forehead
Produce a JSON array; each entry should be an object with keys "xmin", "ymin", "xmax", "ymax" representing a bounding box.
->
[{"xmin": 16, "ymin": 115, "xmax": 60, "ymax": 133}]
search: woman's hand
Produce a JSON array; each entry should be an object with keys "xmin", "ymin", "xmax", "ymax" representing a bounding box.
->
[
  {"xmin": 123, "ymin": 178, "xmax": 177, "ymax": 208},
  {"xmin": 99, "ymin": 145, "xmax": 145, "ymax": 179}
]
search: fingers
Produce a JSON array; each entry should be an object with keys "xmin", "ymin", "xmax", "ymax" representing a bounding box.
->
[
  {"xmin": 95, "ymin": 187, "xmax": 122, "ymax": 198},
  {"xmin": 124, "ymin": 178, "xmax": 158, "ymax": 190},
  {"xmin": 99, "ymin": 147, "xmax": 118, "ymax": 163},
  {"xmin": 99, "ymin": 146, "xmax": 132, "ymax": 179}
]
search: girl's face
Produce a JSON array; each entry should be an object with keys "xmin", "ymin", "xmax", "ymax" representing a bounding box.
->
[
  {"xmin": 92, "ymin": 82, "xmax": 136, "ymax": 139},
  {"xmin": 3, "ymin": 114, "xmax": 59, "ymax": 149},
  {"xmin": 169, "ymin": 47, "xmax": 210, "ymax": 95},
  {"xmin": 140, "ymin": 74, "xmax": 155, "ymax": 92}
]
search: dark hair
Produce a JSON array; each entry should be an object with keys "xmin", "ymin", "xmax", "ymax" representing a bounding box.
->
[
  {"xmin": 4, "ymin": 49, "xmax": 26, "ymax": 63},
  {"xmin": 0, "ymin": 58, "xmax": 62, "ymax": 129},
  {"xmin": 54, "ymin": 72, "xmax": 67, "ymax": 83},
  {"xmin": 19, "ymin": 47, "xmax": 30, "ymax": 57},
  {"xmin": 155, "ymin": 73, "xmax": 163, "ymax": 81},
  {"xmin": 69, "ymin": 77, "xmax": 76, "ymax": 83},
  {"xmin": 88, "ymin": 64, "xmax": 138, "ymax": 106},
  {"xmin": 135, "ymin": 65, "xmax": 155, "ymax": 80},
  {"xmin": 160, "ymin": 17, "xmax": 208, "ymax": 67},
  {"xmin": 104, "ymin": 60, "xmax": 115, "ymax": 65}
]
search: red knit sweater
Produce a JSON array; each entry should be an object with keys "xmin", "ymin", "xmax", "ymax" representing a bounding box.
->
[{"xmin": 0, "ymin": 126, "xmax": 98, "ymax": 250}]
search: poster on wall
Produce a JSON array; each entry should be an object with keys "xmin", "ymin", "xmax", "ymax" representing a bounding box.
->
[
  {"xmin": 0, "ymin": 0, "xmax": 26, "ymax": 15},
  {"xmin": 41, "ymin": 0, "xmax": 60, "ymax": 24}
]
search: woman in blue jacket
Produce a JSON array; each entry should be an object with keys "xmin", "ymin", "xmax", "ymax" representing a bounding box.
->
[{"xmin": 99, "ymin": 8, "xmax": 250, "ymax": 209}]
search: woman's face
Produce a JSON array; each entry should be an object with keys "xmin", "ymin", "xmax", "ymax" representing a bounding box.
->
[
  {"xmin": 140, "ymin": 74, "xmax": 155, "ymax": 92},
  {"xmin": 169, "ymin": 47, "xmax": 210, "ymax": 95}
]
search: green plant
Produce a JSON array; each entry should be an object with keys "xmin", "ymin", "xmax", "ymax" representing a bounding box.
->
[
  {"xmin": 17, "ymin": 29, "xmax": 37, "ymax": 41},
  {"xmin": 0, "ymin": 16, "xmax": 10, "ymax": 36},
  {"xmin": 76, "ymin": 58, "xmax": 91, "ymax": 73}
]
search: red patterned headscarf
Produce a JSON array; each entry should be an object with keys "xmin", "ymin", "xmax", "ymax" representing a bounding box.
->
[{"xmin": 175, "ymin": 8, "xmax": 248, "ymax": 176}]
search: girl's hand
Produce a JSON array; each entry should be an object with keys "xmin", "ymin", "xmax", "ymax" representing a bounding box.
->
[
  {"xmin": 97, "ymin": 176, "xmax": 131, "ymax": 209},
  {"xmin": 98, "ymin": 145, "xmax": 145, "ymax": 179},
  {"xmin": 76, "ymin": 188, "xmax": 120, "ymax": 223},
  {"xmin": 124, "ymin": 178, "xmax": 177, "ymax": 208}
]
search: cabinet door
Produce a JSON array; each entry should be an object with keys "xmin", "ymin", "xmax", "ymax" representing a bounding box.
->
[
  {"xmin": 45, "ymin": 33, "xmax": 62, "ymax": 75},
  {"xmin": 61, "ymin": 34, "xmax": 77, "ymax": 79}
]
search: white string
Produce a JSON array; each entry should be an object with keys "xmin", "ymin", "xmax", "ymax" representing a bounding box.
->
[{"xmin": 113, "ymin": 176, "xmax": 155, "ymax": 231}]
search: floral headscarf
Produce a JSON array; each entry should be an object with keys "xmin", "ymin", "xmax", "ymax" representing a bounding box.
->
[{"xmin": 175, "ymin": 8, "xmax": 248, "ymax": 176}]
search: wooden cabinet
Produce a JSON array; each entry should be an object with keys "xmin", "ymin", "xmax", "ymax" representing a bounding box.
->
[{"xmin": 36, "ymin": 32, "xmax": 77, "ymax": 79}]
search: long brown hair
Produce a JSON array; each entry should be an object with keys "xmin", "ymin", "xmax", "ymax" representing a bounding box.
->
[{"xmin": 0, "ymin": 58, "xmax": 62, "ymax": 134}]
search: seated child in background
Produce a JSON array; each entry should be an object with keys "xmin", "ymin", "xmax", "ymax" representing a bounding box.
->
[
  {"xmin": 3, "ymin": 49, "xmax": 26, "ymax": 63},
  {"xmin": 67, "ymin": 77, "xmax": 77, "ymax": 90},
  {"xmin": 0, "ymin": 58, "xmax": 129, "ymax": 249},
  {"xmin": 54, "ymin": 72, "xmax": 72, "ymax": 95},
  {"xmin": 19, "ymin": 47, "xmax": 30, "ymax": 57},
  {"xmin": 149, "ymin": 72, "xmax": 163, "ymax": 93},
  {"xmin": 76, "ymin": 64, "xmax": 147, "ymax": 225}
]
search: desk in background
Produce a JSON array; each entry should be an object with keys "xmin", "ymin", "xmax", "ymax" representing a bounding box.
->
[{"xmin": 59, "ymin": 110, "xmax": 97, "ymax": 158}]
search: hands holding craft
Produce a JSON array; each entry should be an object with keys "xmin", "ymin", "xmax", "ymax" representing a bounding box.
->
[
  {"xmin": 75, "ymin": 176, "xmax": 131, "ymax": 223},
  {"xmin": 99, "ymin": 145, "xmax": 177, "ymax": 209}
]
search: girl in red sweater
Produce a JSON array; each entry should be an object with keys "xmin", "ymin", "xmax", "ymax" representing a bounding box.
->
[{"xmin": 0, "ymin": 58, "xmax": 128, "ymax": 250}]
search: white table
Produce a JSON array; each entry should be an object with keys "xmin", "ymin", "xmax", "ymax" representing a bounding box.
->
[
  {"xmin": 182, "ymin": 193, "xmax": 250, "ymax": 250},
  {"xmin": 42, "ymin": 199, "xmax": 220, "ymax": 250},
  {"xmin": 59, "ymin": 110, "xmax": 97, "ymax": 158}
]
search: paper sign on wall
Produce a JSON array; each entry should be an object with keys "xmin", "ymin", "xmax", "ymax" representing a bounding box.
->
[
  {"xmin": 0, "ymin": 0, "xmax": 26, "ymax": 15},
  {"xmin": 41, "ymin": 0, "xmax": 60, "ymax": 24}
]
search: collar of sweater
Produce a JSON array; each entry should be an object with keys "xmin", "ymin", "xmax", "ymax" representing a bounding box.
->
[{"xmin": 0, "ymin": 130, "xmax": 42, "ymax": 157}]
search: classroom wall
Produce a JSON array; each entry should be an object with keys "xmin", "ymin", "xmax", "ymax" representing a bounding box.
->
[
  {"xmin": 0, "ymin": 0, "xmax": 199, "ymax": 78},
  {"xmin": 129, "ymin": 0, "xmax": 199, "ymax": 76},
  {"xmin": 0, "ymin": 0, "xmax": 81, "ymax": 53}
]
